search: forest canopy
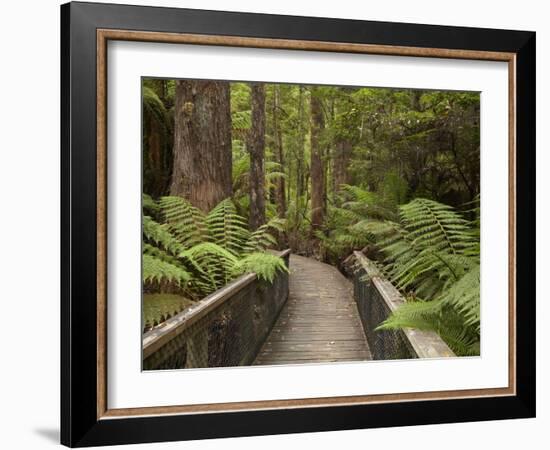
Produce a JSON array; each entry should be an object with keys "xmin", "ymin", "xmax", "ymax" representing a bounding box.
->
[{"xmin": 142, "ymin": 77, "xmax": 480, "ymax": 355}]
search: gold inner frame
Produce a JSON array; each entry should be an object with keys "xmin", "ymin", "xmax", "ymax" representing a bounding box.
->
[{"xmin": 96, "ymin": 29, "xmax": 517, "ymax": 420}]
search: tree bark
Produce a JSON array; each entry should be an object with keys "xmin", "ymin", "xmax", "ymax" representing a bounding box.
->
[
  {"xmin": 170, "ymin": 80, "xmax": 232, "ymax": 212},
  {"xmin": 295, "ymin": 86, "xmax": 306, "ymax": 224},
  {"xmin": 333, "ymin": 139, "xmax": 352, "ymax": 192},
  {"xmin": 248, "ymin": 83, "xmax": 266, "ymax": 230},
  {"xmin": 147, "ymin": 115, "xmax": 163, "ymax": 196},
  {"xmin": 310, "ymin": 89, "xmax": 325, "ymax": 232},
  {"xmin": 273, "ymin": 85, "xmax": 286, "ymax": 218}
]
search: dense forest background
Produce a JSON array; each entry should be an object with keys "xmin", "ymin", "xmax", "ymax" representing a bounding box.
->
[
  {"xmin": 142, "ymin": 78, "xmax": 481, "ymax": 355},
  {"xmin": 143, "ymin": 78, "xmax": 479, "ymax": 254}
]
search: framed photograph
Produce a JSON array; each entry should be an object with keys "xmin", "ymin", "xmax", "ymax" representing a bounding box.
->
[{"xmin": 61, "ymin": 1, "xmax": 535, "ymax": 447}]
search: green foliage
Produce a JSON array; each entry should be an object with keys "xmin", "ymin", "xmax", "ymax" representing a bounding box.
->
[
  {"xmin": 158, "ymin": 196, "xmax": 207, "ymax": 249},
  {"xmin": 317, "ymin": 185, "xmax": 398, "ymax": 262},
  {"xmin": 376, "ymin": 297, "xmax": 480, "ymax": 356},
  {"xmin": 142, "ymin": 193, "xmax": 159, "ymax": 214},
  {"xmin": 380, "ymin": 170, "xmax": 409, "ymax": 207},
  {"xmin": 143, "ymin": 196, "xmax": 286, "ymax": 297},
  {"xmin": 340, "ymin": 185, "xmax": 398, "ymax": 221},
  {"xmin": 143, "ymin": 215, "xmax": 183, "ymax": 256},
  {"xmin": 244, "ymin": 217, "xmax": 285, "ymax": 253},
  {"xmin": 142, "ymin": 86, "xmax": 168, "ymax": 128},
  {"xmin": 366, "ymin": 198, "xmax": 480, "ymax": 356},
  {"xmin": 232, "ymin": 252, "xmax": 289, "ymax": 283},
  {"xmin": 141, "ymin": 79, "xmax": 481, "ymax": 355},
  {"xmin": 180, "ymin": 242, "xmax": 240, "ymax": 290},
  {"xmin": 142, "ymin": 254, "xmax": 191, "ymax": 286},
  {"xmin": 141, "ymin": 79, "xmax": 174, "ymax": 198},
  {"xmin": 231, "ymin": 149, "xmax": 286, "ymax": 215},
  {"xmin": 372, "ymin": 198, "xmax": 478, "ymax": 297},
  {"xmin": 206, "ymin": 199, "xmax": 250, "ymax": 255}
]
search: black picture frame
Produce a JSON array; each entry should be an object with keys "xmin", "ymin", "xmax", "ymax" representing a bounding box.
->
[{"xmin": 61, "ymin": 1, "xmax": 536, "ymax": 447}]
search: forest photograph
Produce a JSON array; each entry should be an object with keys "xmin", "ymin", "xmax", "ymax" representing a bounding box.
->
[{"xmin": 141, "ymin": 77, "xmax": 481, "ymax": 370}]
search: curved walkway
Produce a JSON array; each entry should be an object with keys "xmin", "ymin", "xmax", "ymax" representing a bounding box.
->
[{"xmin": 254, "ymin": 254, "xmax": 372, "ymax": 365}]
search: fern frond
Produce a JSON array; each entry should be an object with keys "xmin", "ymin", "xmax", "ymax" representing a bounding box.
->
[
  {"xmin": 159, "ymin": 196, "xmax": 207, "ymax": 249},
  {"xmin": 231, "ymin": 253, "xmax": 288, "ymax": 283},
  {"xmin": 143, "ymin": 243, "xmax": 182, "ymax": 267},
  {"xmin": 144, "ymin": 195, "xmax": 288, "ymax": 298},
  {"xmin": 243, "ymin": 217, "xmax": 285, "ymax": 253},
  {"xmin": 142, "ymin": 193, "xmax": 159, "ymax": 215},
  {"xmin": 179, "ymin": 242, "xmax": 239, "ymax": 292},
  {"xmin": 180, "ymin": 242, "xmax": 239, "ymax": 265},
  {"xmin": 142, "ymin": 254, "xmax": 191, "ymax": 286},
  {"xmin": 438, "ymin": 264, "xmax": 480, "ymax": 331},
  {"xmin": 206, "ymin": 199, "xmax": 250, "ymax": 255},
  {"xmin": 340, "ymin": 184, "xmax": 379, "ymax": 204},
  {"xmin": 400, "ymin": 198, "xmax": 474, "ymax": 255},
  {"xmin": 364, "ymin": 198, "xmax": 480, "ymax": 356},
  {"xmin": 376, "ymin": 299, "xmax": 443, "ymax": 331},
  {"xmin": 143, "ymin": 215, "xmax": 183, "ymax": 256}
]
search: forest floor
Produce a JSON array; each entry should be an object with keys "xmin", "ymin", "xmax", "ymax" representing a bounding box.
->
[{"xmin": 254, "ymin": 255, "xmax": 372, "ymax": 365}]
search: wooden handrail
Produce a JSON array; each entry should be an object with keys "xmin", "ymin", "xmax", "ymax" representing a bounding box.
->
[
  {"xmin": 143, "ymin": 249, "xmax": 291, "ymax": 359},
  {"xmin": 353, "ymin": 251, "xmax": 455, "ymax": 358}
]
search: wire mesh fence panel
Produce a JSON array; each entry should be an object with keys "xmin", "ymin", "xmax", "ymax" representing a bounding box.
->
[
  {"xmin": 352, "ymin": 251, "xmax": 454, "ymax": 360},
  {"xmin": 143, "ymin": 251, "xmax": 290, "ymax": 370},
  {"xmin": 353, "ymin": 266, "xmax": 416, "ymax": 360}
]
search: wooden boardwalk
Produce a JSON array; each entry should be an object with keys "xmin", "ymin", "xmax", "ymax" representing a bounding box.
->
[{"xmin": 254, "ymin": 255, "xmax": 372, "ymax": 365}]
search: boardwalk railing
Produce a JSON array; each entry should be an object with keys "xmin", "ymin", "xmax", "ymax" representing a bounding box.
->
[
  {"xmin": 353, "ymin": 251, "xmax": 455, "ymax": 360},
  {"xmin": 143, "ymin": 249, "xmax": 291, "ymax": 370}
]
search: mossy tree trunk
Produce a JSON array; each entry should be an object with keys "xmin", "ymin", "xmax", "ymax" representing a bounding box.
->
[{"xmin": 170, "ymin": 80, "xmax": 232, "ymax": 212}]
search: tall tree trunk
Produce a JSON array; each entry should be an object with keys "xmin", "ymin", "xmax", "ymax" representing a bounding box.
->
[
  {"xmin": 248, "ymin": 83, "xmax": 266, "ymax": 230},
  {"xmin": 273, "ymin": 85, "xmax": 286, "ymax": 218},
  {"xmin": 295, "ymin": 86, "xmax": 305, "ymax": 225},
  {"xmin": 333, "ymin": 139, "xmax": 352, "ymax": 192},
  {"xmin": 310, "ymin": 89, "xmax": 325, "ymax": 232},
  {"xmin": 170, "ymin": 80, "xmax": 232, "ymax": 212}
]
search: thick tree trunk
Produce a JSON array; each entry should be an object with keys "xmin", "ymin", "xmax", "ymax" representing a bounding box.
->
[
  {"xmin": 273, "ymin": 85, "xmax": 286, "ymax": 218},
  {"xmin": 248, "ymin": 83, "xmax": 266, "ymax": 230},
  {"xmin": 333, "ymin": 139, "xmax": 352, "ymax": 192},
  {"xmin": 310, "ymin": 90, "xmax": 325, "ymax": 232},
  {"xmin": 170, "ymin": 80, "xmax": 232, "ymax": 212}
]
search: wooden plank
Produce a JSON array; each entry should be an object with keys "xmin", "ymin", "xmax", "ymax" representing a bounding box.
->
[{"xmin": 254, "ymin": 254, "xmax": 372, "ymax": 365}]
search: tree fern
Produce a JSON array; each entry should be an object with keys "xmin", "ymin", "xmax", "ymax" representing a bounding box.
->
[
  {"xmin": 376, "ymin": 300, "xmax": 480, "ymax": 356},
  {"xmin": 243, "ymin": 217, "xmax": 285, "ymax": 253},
  {"xmin": 438, "ymin": 264, "xmax": 480, "ymax": 331},
  {"xmin": 364, "ymin": 198, "xmax": 480, "ymax": 356},
  {"xmin": 363, "ymin": 199, "xmax": 477, "ymax": 297},
  {"xmin": 142, "ymin": 193, "xmax": 160, "ymax": 215},
  {"xmin": 143, "ymin": 215, "xmax": 183, "ymax": 256},
  {"xmin": 142, "ymin": 254, "xmax": 190, "ymax": 286},
  {"xmin": 340, "ymin": 184, "xmax": 398, "ymax": 221},
  {"xmin": 143, "ymin": 197, "xmax": 287, "ymax": 297},
  {"xmin": 180, "ymin": 242, "xmax": 239, "ymax": 291},
  {"xmin": 232, "ymin": 252, "xmax": 289, "ymax": 283},
  {"xmin": 158, "ymin": 196, "xmax": 207, "ymax": 249},
  {"xmin": 319, "ymin": 185, "xmax": 400, "ymax": 261},
  {"xmin": 400, "ymin": 198, "xmax": 476, "ymax": 255},
  {"xmin": 206, "ymin": 199, "xmax": 250, "ymax": 256}
]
